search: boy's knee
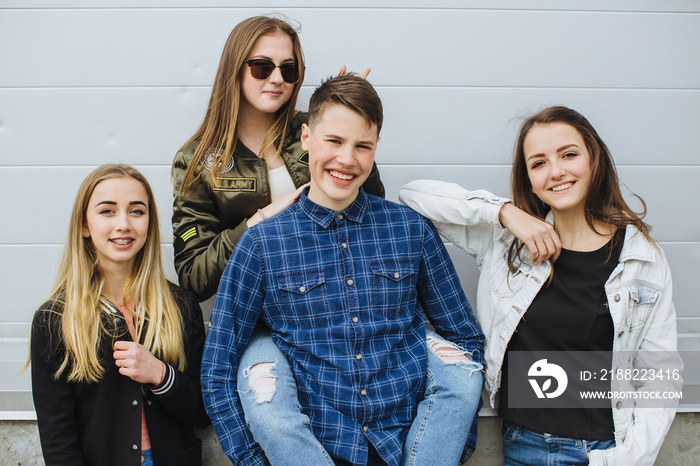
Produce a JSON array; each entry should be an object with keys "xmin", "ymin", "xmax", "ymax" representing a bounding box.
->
[{"xmin": 242, "ymin": 361, "xmax": 277, "ymax": 403}]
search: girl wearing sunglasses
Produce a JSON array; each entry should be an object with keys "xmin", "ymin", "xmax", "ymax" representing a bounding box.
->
[
  {"xmin": 30, "ymin": 164, "xmax": 210, "ymax": 466},
  {"xmin": 399, "ymin": 106, "xmax": 683, "ymax": 465},
  {"xmin": 172, "ymin": 15, "xmax": 383, "ymax": 302}
]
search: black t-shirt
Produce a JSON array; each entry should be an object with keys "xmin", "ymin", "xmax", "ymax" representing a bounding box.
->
[{"xmin": 499, "ymin": 228, "xmax": 625, "ymax": 440}]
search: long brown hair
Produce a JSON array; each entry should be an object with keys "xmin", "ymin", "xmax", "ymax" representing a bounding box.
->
[
  {"xmin": 508, "ymin": 106, "xmax": 653, "ymax": 269},
  {"xmin": 177, "ymin": 15, "xmax": 306, "ymax": 194},
  {"xmin": 39, "ymin": 164, "xmax": 185, "ymax": 383}
]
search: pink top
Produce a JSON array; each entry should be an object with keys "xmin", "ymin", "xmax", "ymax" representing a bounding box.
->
[{"xmin": 116, "ymin": 302, "xmax": 152, "ymax": 451}]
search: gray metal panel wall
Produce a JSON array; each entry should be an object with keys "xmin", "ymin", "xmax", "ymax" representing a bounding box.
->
[{"xmin": 1, "ymin": 1, "xmax": 698, "ymax": 417}]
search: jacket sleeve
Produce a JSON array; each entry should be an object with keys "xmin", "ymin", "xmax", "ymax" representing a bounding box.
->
[
  {"xmin": 589, "ymin": 258, "xmax": 683, "ymax": 466},
  {"xmin": 147, "ymin": 286, "xmax": 211, "ymax": 429},
  {"xmin": 398, "ymin": 180, "xmax": 509, "ymax": 261},
  {"xmin": 363, "ymin": 162, "xmax": 385, "ymax": 198},
  {"xmin": 172, "ymin": 149, "xmax": 248, "ymax": 301},
  {"xmin": 30, "ymin": 307, "xmax": 87, "ymax": 466}
]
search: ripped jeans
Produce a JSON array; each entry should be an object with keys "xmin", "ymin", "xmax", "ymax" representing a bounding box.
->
[{"xmin": 237, "ymin": 327, "xmax": 483, "ymax": 466}]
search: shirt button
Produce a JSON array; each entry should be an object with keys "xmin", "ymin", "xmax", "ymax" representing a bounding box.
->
[
  {"xmin": 347, "ymin": 279, "xmax": 354, "ymax": 286},
  {"xmin": 131, "ymin": 400, "xmax": 139, "ymax": 407},
  {"xmin": 208, "ymin": 321, "xmax": 212, "ymax": 328},
  {"xmin": 341, "ymin": 243, "xmax": 348, "ymax": 249},
  {"xmin": 356, "ymin": 353, "xmax": 362, "ymax": 360},
  {"xmin": 363, "ymin": 426, "xmax": 369, "ymax": 432},
  {"xmin": 361, "ymin": 389, "xmax": 367, "ymax": 396},
  {"xmin": 299, "ymin": 286, "xmax": 306, "ymax": 293},
  {"xmin": 338, "ymin": 214, "xmax": 344, "ymax": 220},
  {"xmin": 132, "ymin": 444, "xmax": 138, "ymax": 451},
  {"xmin": 352, "ymin": 317, "xmax": 359, "ymax": 323},
  {"xmin": 393, "ymin": 272, "xmax": 400, "ymax": 279},
  {"xmin": 614, "ymin": 294, "xmax": 621, "ymax": 302},
  {"xmin": 146, "ymin": 400, "xmax": 152, "ymax": 406}
]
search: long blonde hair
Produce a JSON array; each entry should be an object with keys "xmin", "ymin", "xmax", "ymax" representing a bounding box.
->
[
  {"xmin": 43, "ymin": 164, "xmax": 185, "ymax": 383},
  {"xmin": 177, "ymin": 15, "xmax": 306, "ymax": 194}
]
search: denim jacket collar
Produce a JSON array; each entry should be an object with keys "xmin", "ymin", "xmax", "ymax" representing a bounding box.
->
[{"xmin": 544, "ymin": 211, "xmax": 656, "ymax": 266}]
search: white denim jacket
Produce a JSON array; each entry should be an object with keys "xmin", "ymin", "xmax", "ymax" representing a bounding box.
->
[{"xmin": 399, "ymin": 180, "xmax": 683, "ymax": 466}]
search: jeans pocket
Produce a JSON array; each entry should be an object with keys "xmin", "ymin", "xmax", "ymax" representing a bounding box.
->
[{"xmin": 501, "ymin": 421, "xmax": 521, "ymax": 444}]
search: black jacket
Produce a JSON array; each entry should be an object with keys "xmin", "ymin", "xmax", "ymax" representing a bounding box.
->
[{"xmin": 31, "ymin": 283, "xmax": 210, "ymax": 466}]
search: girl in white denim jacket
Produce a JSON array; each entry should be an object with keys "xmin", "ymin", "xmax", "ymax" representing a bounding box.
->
[{"xmin": 399, "ymin": 106, "xmax": 682, "ymax": 466}]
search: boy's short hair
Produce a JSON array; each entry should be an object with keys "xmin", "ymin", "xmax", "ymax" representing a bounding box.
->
[{"xmin": 307, "ymin": 74, "xmax": 383, "ymax": 135}]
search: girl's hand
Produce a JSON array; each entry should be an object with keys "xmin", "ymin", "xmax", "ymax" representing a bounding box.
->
[
  {"xmin": 113, "ymin": 341, "xmax": 165, "ymax": 385},
  {"xmin": 337, "ymin": 64, "xmax": 371, "ymax": 79},
  {"xmin": 498, "ymin": 203, "xmax": 562, "ymax": 264},
  {"xmin": 247, "ymin": 183, "xmax": 310, "ymax": 227}
]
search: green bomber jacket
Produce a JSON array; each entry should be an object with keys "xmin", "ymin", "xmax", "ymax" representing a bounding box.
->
[{"xmin": 171, "ymin": 111, "xmax": 385, "ymax": 301}]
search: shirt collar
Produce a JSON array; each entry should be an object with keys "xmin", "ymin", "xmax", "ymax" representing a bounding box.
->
[{"xmin": 299, "ymin": 187, "xmax": 369, "ymax": 228}]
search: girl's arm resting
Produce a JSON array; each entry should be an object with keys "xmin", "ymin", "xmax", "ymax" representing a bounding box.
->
[
  {"xmin": 398, "ymin": 180, "xmax": 508, "ymax": 257},
  {"xmin": 30, "ymin": 311, "xmax": 86, "ymax": 466},
  {"xmin": 498, "ymin": 203, "xmax": 561, "ymax": 264}
]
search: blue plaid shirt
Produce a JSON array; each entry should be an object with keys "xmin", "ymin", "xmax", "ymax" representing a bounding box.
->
[{"xmin": 202, "ymin": 188, "xmax": 484, "ymax": 466}]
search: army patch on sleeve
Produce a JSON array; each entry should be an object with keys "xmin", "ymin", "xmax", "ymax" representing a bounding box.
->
[
  {"xmin": 174, "ymin": 226, "xmax": 199, "ymax": 253},
  {"xmin": 297, "ymin": 151, "xmax": 309, "ymax": 165}
]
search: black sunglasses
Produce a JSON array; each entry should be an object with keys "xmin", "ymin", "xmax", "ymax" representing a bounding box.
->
[{"xmin": 244, "ymin": 59, "xmax": 300, "ymax": 84}]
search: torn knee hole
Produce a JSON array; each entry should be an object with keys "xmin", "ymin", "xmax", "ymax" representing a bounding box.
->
[
  {"xmin": 242, "ymin": 361, "xmax": 277, "ymax": 403},
  {"xmin": 427, "ymin": 335, "xmax": 471, "ymax": 363}
]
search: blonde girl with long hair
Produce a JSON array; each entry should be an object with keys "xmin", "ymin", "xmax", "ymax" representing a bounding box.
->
[
  {"xmin": 31, "ymin": 164, "xmax": 209, "ymax": 466},
  {"xmin": 400, "ymin": 106, "xmax": 683, "ymax": 465}
]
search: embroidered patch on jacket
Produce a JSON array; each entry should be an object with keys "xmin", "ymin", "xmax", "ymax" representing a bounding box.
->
[
  {"xmin": 174, "ymin": 226, "xmax": 199, "ymax": 253},
  {"xmin": 297, "ymin": 151, "xmax": 309, "ymax": 165},
  {"xmin": 214, "ymin": 177, "xmax": 257, "ymax": 192},
  {"xmin": 201, "ymin": 148, "xmax": 235, "ymax": 173}
]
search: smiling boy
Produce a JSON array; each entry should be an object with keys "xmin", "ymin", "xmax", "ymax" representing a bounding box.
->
[{"xmin": 202, "ymin": 75, "xmax": 484, "ymax": 466}]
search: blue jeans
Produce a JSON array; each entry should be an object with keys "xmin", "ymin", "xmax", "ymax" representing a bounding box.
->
[
  {"xmin": 238, "ymin": 328, "xmax": 334, "ymax": 465},
  {"xmin": 502, "ymin": 421, "xmax": 615, "ymax": 466},
  {"xmin": 140, "ymin": 449, "xmax": 154, "ymax": 466},
  {"xmin": 238, "ymin": 328, "xmax": 482, "ymax": 465}
]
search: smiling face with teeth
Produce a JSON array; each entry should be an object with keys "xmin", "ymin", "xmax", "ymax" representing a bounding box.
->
[
  {"xmin": 82, "ymin": 177, "xmax": 150, "ymax": 276},
  {"xmin": 524, "ymin": 122, "xmax": 592, "ymax": 218},
  {"xmin": 301, "ymin": 103, "xmax": 379, "ymax": 211}
]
